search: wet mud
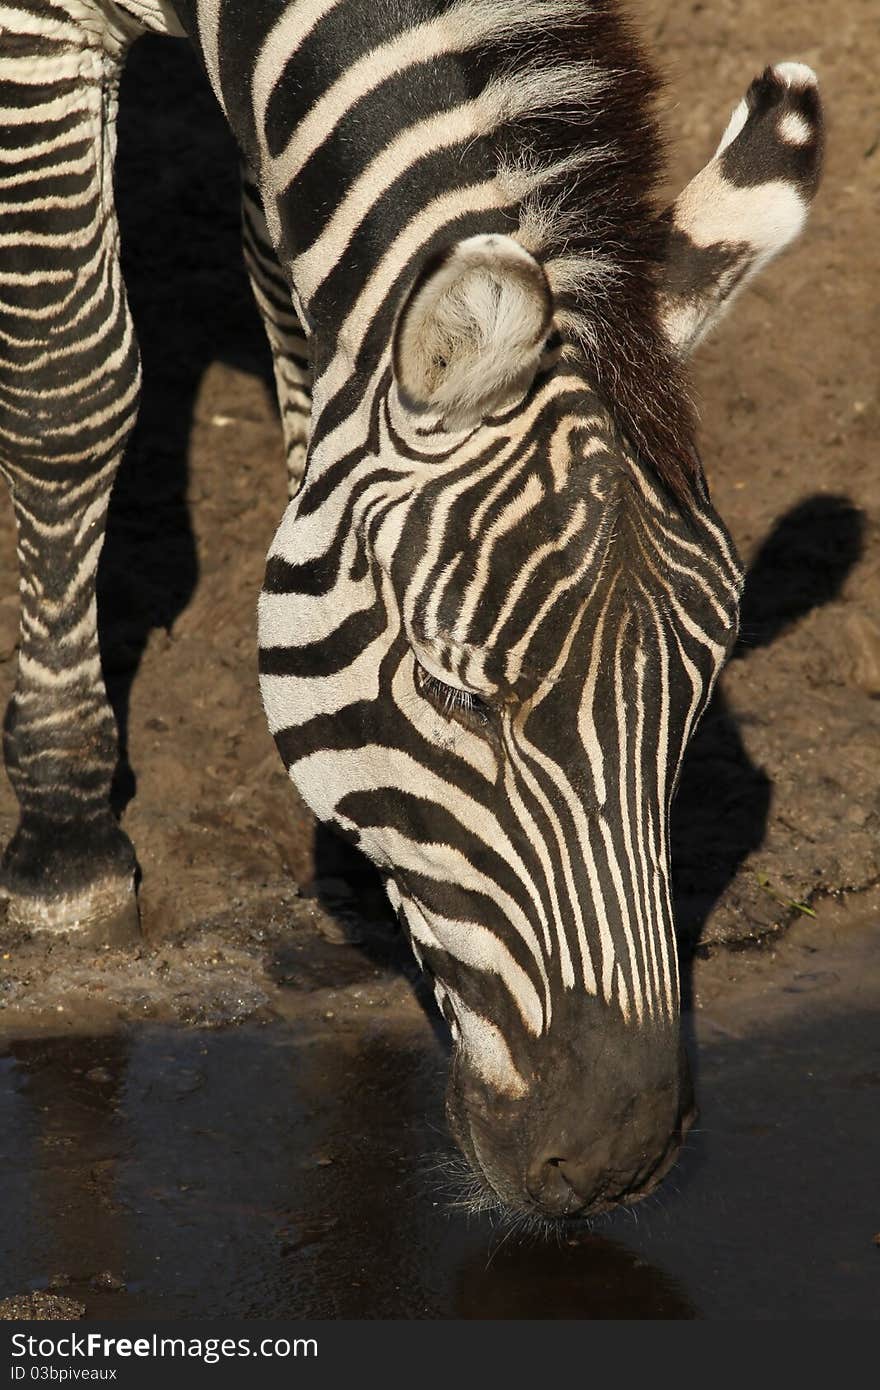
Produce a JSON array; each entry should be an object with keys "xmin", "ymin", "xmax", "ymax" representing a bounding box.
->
[{"xmin": 1, "ymin": 895, "xmax": 878, "ymax": 1320}]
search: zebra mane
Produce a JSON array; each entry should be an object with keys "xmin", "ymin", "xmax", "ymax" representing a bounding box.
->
[{"xmin": 446, "ymin": 0, "xmax": 703, "ymax": 505}]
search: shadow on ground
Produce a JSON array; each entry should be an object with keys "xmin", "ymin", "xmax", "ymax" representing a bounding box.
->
[
  {"xmin": 100, "ymin": 36, "xmax": 275, "ymax": 814},
  {"xmin": 672, "ymin": 492, "xmax": 864, "ymax": 971}
]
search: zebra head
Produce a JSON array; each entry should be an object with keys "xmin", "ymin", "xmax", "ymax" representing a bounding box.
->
[{"xmin": 258, "ymin": 63, "xmax": 822, "ymax": 1219}]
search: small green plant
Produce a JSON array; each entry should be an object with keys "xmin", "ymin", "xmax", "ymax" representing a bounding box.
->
[{"xmin": 754, "ymin": 871, "xmax": 817, "ymax": 919}]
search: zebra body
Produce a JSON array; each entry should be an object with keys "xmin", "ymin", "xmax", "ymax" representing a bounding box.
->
[{"xmin": 0, "ymin": 1, "xmax": 823, "ymax": 1216}]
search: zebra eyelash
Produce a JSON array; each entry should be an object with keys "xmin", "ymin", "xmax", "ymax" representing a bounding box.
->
[{"xmin": 414, "ymin": 663, "xmax": 492, "ymax": 727}]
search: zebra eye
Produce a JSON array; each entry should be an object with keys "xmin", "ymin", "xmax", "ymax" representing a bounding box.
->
[{"xmin": 414, "ymin": 662, "xmax": 491, "ymax": 728}]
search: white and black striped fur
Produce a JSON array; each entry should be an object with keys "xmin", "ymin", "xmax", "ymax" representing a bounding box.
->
[{"xmin": 0, "ymin": 2, "xmax": 822, "ymax": 1217}]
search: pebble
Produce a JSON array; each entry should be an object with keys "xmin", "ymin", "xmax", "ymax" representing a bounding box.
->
[
  {"xmin": 85, "ymin": 1066, "xmax": 113, "ymax": 1084},
  {"xmin": 843, "ymin": 610, "xmax": 880, "ymax": 696},
  {"xmin": 314, "ymin": 914, "xmax": 351, "ymax": 946}
]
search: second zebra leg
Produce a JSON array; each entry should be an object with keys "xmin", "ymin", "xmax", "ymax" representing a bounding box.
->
[
  {"xmin": 0, "ymin": 11, "xmax": 141, "ymax": 942},
  {"xmin": 240, "ymin": 167, "xmax": 312, "ymax": 497}
]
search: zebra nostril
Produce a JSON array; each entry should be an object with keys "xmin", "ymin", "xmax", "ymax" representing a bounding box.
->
[{"xmin": 525, "ymin": 1152, "xmax": 577, "ymax": 1212}]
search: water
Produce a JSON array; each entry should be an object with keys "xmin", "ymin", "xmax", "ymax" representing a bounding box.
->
[{"xmin": 1, "ymin": 992, "xmax": 877, "ymax": 1319}]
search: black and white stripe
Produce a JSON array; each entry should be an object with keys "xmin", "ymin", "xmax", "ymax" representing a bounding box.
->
[{"xmin": 0, "ymin": 0, "xmax": 822, "ymax": 1212}]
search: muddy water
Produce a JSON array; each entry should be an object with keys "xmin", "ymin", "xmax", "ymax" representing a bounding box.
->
[{"xmin": 1, "ymin": 971, "xmax": 878, "ymax": 1320}]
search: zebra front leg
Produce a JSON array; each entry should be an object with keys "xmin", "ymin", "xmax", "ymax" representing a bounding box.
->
[
  {"xmin": 240, "ymin": 167, "xmax": 312, "ymax": 497},
  {"xmin": 659, "ymin": 63, "xmax": 823, "ymax": 356},
  {"xmin": 0, "ymin": 10, "xmax": 141, "ymax": 942}
]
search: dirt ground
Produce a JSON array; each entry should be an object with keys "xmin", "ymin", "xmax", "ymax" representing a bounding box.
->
[{"xmin": 0, "ymin": 0, "xmax": 878, "ymax": 1020}]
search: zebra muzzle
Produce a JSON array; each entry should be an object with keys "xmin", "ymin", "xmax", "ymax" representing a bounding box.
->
[{"xmin": 444, "ymin": 1001, "xmax": 692, "ymax": 1220}]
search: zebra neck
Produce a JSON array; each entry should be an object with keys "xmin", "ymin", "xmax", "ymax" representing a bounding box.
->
[
  {"xmin": 171, "ymin": 0, "xmax": 704, "ymax": 508},
  {"xmin": 173, "ymin": 0, "xmax": 517, "ymax": 338}
]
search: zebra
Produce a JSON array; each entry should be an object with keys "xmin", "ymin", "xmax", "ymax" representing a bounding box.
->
[{"xmin": 0, "ymin": 1, "xmax": 823, "ymax": 1218}]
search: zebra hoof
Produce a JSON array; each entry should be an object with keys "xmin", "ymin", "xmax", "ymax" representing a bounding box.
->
[
  {"xmin": 1, "ymin": 877, "xmax": 141, "ymax": 947},
  {"xmin": 0, "ymin": 812, "xmax": 141, "ymax": 946}
]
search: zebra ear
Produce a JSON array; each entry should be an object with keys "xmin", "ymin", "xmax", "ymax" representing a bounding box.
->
[
  {"xmin": 393, "ymin": 235, "xmax": 553, "ymax": 429},
  {"xmin": 659, "ymin": 63, "xmax": 823, "ymax": 357}
]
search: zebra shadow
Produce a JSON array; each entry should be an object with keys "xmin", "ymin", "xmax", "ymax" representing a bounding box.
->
[
  {"xmin": 672, "ymin": 491, "xmax": 864, "ymax": 991},
  {"xmin": 451, "ymin": 1233, "xmax": 697, "ymax": 1318},
  {"xmin": 99, "ymin": 35, "xmax": 277, "ymax": 811}
]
